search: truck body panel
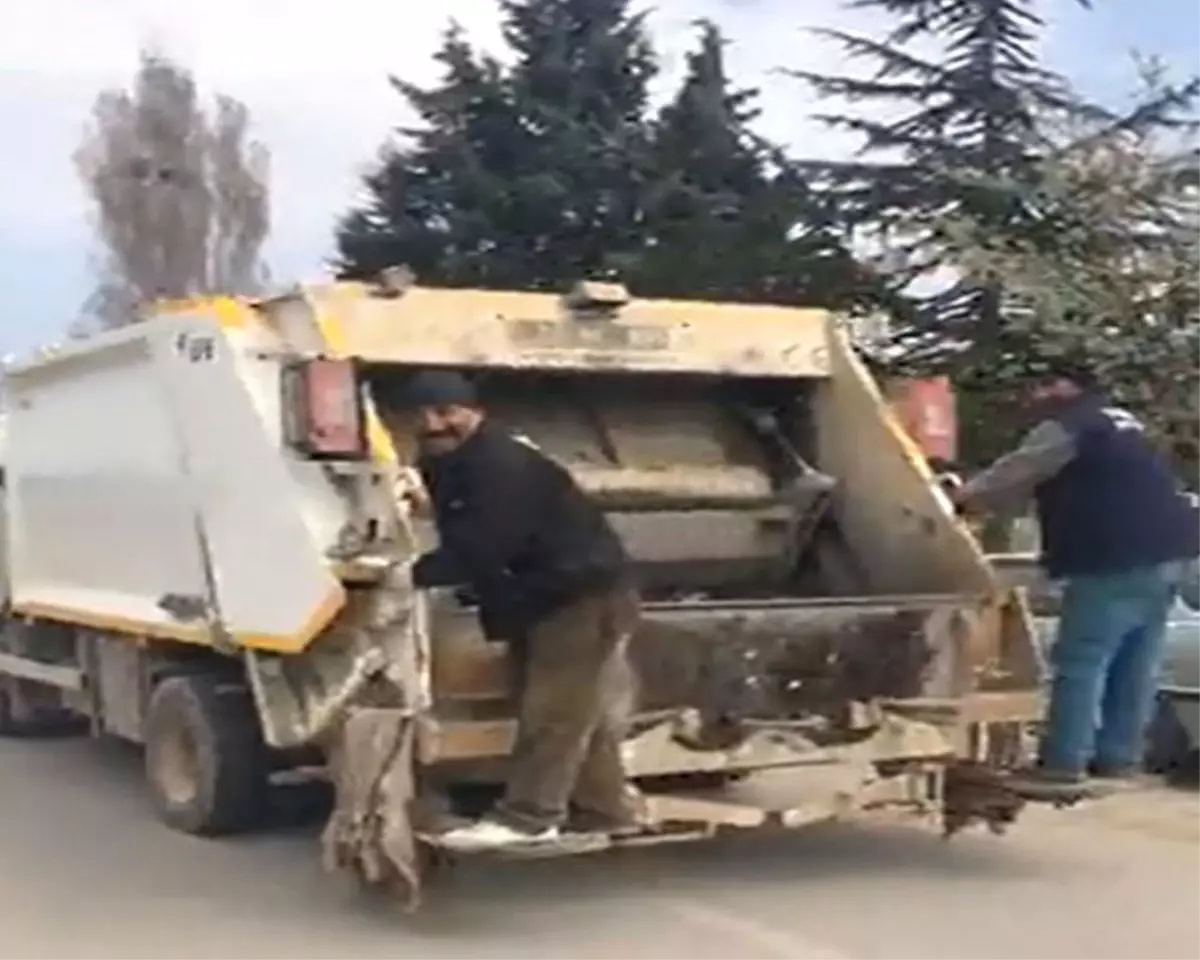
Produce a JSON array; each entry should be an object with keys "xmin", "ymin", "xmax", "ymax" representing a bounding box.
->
[
  {"xmin": 299, "ymin": 281, "xmax": 833, "ymax": 377},
  {"xmin": 3, "ymin": 315, "xmax": 346, "ymax": 651}
]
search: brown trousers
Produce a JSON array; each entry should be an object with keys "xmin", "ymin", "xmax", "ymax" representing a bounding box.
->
[{"xmin": 492, "ymin": 586, "xmax": 640, "ymax": 834}]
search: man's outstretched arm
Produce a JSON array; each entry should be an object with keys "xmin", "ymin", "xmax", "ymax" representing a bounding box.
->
[{"xmin": 956, "ymin": 419, "xmax": 1078, "ymax": 514}]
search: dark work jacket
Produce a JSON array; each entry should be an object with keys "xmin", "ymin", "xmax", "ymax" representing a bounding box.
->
[
  {"xmin": 411, "ymin": 421, "xmax": 629, "ymax": 639},
  {"xmin": 1036, "ymin": 394, "xmax": 1199, "ymax": 578}
]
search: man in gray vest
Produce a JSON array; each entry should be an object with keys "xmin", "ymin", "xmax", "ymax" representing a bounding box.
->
[{"xmin": 951, "ymin": 360, "xmax": 1198, "ymax": 795}]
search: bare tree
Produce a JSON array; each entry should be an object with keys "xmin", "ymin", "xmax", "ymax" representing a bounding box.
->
[{"xmin": 74, "ymin": 49, "xmax": 271, "ymax": 331}]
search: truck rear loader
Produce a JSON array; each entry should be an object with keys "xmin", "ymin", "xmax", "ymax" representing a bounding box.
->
[{"xmin": 0, "ymin": 277, "xmax": 1066, "ymax": 909}]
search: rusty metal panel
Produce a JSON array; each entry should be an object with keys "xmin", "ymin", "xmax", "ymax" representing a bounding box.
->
[
  {"xmin": 294, "ymin": 283, "xmax": 834, "ymax": 378},
  {"xmin": 92, "ymin": 635, "xmax": 147, "ymax": 742}
]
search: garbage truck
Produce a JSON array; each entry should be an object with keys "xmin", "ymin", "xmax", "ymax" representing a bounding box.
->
[{"xmin": 0, "ymin": 276, "xmax": 1064, "ymax": 909}]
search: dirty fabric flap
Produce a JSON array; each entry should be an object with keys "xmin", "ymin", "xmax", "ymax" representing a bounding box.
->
[{"xmin": 321, "ymin": 708, "xmax": 422, "ymax": 911}]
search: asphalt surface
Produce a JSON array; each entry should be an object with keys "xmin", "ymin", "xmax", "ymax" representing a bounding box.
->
[{"xmin": 1, "ymin": 737, "xmax": 1197, "ymax": 960}]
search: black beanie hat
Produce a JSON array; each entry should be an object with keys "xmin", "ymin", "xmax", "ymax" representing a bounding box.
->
[
  {"xmin": 403, "ymin": 369, "xmax": 479, "ymax": 408},
  {"xmin": 1040, "ymin": 358, "xmax": 1098, "ymax": 390}
]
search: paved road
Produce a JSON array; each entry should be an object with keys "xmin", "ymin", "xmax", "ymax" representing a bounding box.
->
[{"xmin": 1, "ymin": 737, "xmax": 1196, "ymax": 960}]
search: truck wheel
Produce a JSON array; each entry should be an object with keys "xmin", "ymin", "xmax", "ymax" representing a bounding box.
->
[{"xmin": 144, "ymin": 675, "xmax": 268, "ymax": 836}]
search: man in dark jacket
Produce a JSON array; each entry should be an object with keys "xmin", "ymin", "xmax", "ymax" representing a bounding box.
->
[
  {"xmin": 399, "ymin": 369, "xmax": 641, "ymax": 850},
  {"xmin": 952, "ymin": 361, "xmax": 1199, "ymax": 794}
]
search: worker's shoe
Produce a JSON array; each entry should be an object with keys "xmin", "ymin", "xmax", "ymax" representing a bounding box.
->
[
  {"xmin": 569, "ymin": 783, "xmax": 649, "ymax": 836},
  {"xmin": 568, "ymin": 807, "xmax": 645, "ymax": 836},
  {"xmin": 437, "ymin": 817, "xmax": 559, "ymax": 852},
  {"xmin": 1002, "ymin": 765, "xmax": 1094, "ymax": 800}
]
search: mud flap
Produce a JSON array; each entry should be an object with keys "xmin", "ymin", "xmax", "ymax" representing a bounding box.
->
[{"xmin": 321, "ymin": 708, "xmax": 423, "ymax": 911}]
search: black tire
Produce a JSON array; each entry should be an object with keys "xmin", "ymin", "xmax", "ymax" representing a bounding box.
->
[
  {"xmin": 143, "ymin": 674, "xmax": 268, "ymax": 836},
  {"xmin": 1144, "ymin": 694, "xmax": 1193, "ymax": 777}
]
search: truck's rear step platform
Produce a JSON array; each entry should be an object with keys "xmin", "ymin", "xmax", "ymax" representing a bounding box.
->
[{"xmin": 416, "ymin": 769, "xmax": 947, "ymax": 859}]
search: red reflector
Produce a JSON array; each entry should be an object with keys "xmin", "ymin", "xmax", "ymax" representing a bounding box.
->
[
  {"xmin": 304, "ymin": 358, "xmax": 364, "ymax": 457},
  {"xmin": 886, "ymin": 376, "xmax": 958, "ymax": 463}
]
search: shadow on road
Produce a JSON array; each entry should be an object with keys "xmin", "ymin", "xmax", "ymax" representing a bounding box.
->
[
  {"xmin": 3, "ymin": 733, "xmax": 1190, "ymax": 956},
  {"xmin": 4, "ymin": 732, "xmax": 1200, "ymax": 960}
]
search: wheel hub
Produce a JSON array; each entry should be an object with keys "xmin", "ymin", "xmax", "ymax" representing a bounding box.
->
[{"xmin": 153, "ymin": 720, "xmax": 201, "ymax": 807}]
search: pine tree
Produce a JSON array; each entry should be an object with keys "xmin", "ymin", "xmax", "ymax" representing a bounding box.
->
[
  {"xmin": 336, "ymin": 0, "xmax": 661, "ymax": 291},
  {"xmin": 791, "ymin": 0, "xmax": 1096, "ymax": 360},
  {"xmin": 497, "ymin": 0, "xmax": 659, "ymax": 286},
  {"xmin": 336, "ymin": 0, "xmax": 882, "ymax": 308},
  {"xmin": 334, "ymin": 23, "xmax": 525, "ymax": 286},
  {"xmin": 626, "ymin": 21, "xmax": 868, "ymax": 308},
  {"xmin": 635, "ymin": 21, "xmax": 788, "ymax": 300},
  {"xmin": 935, "ymin": 64, "xmax": 1200, "ymax": 470}
]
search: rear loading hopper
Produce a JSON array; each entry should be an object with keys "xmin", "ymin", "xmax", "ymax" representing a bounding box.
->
[{"xmin": 323, "ymin": 285, "xmax": 1050, "ymax": 897}]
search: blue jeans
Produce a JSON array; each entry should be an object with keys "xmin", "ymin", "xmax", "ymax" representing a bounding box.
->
[{"xmin": 1040, "ymin": 564, "xmax": 1176, "ymax": 774}]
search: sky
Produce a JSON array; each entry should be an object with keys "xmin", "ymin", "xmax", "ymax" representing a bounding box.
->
[{"xmin": 0, "ymin": 0, "xmax": 1196, "ymax": 357}]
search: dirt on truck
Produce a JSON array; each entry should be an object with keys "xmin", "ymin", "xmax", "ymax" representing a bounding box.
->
[{"xmin": 0, "ymin": 275, "xmax": 1068, "ymax": 910}]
